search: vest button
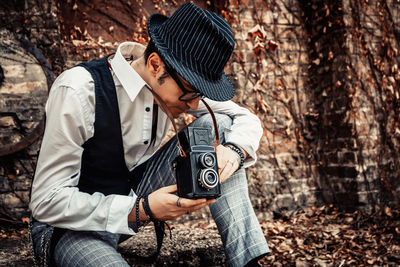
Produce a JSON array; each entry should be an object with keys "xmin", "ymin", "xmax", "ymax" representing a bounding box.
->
[
  {"xmin": 145, "ymin": 107, "xmax": 151, "ymax": 112},
  {"xmin": 144, "ymin": 140, "xmax": 149, "ymax": 144}
]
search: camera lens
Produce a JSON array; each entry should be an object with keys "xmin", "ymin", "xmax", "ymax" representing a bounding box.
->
[
  {"xmin": 199, "ymin": 152, "xmax": 216, "ymax": 168},
  {"xmin": 198, "ymin": 169, "xmax": 219, "ymax": 190}
]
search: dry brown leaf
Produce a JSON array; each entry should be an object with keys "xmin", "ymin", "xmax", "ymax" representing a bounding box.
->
[
  {"xmin": 268, "ymin": 40, "xmax": 278, "ymax": 51},
  {"xmin": 248, "ymin": 24, "xmax": 266, "ymax": 39},
  {"xmin": 384, "ymin": 206, "xmax": 393, "ymax": 217},
  {"xmin": 7, "ymin": 174, "xmax": 16, "ymax": 180},
  {"xmin": 277, "ymin": 242, "xmax": 292, "ymax": 253}
]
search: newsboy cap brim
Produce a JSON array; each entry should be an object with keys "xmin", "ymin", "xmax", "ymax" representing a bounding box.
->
[{"xmin": 147, "ymin": 11, "xmax": 235, "ymax": 102}]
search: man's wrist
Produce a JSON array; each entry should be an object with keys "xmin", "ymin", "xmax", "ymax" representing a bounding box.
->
[
  {"xmin": 142, "ymin": 194, "xmax": 158, "ymax": 222},
  {"xmin": 224, "ymin": 142, "xmax": 245, "ymax": 169},
  {"xmin": 140, "ymin": 198, "xmax": 151, "ymax": 221},
  {"xmin": 129, "ymin": 198, "xmax": 150, "ymax": 223},
  {"xmin": 231, "ymin": 150, "xmax": 241, "ymax": 165}
]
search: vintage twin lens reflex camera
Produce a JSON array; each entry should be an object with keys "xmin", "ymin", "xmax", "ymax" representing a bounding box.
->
[{"xmin": 173, "ymin": 126, "xmax": 221, "ymax": 199}]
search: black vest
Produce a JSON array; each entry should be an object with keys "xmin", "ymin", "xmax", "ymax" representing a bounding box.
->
[{"xmin": 77, "ymin": 57, "xmax": 131, "ymax": 196}]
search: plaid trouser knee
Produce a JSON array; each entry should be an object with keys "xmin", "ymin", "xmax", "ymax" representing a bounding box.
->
[
  {"xmin": 53, "ymin": 230, "xmax": 129, "ymax": 267},
  {"xmin": 37, "ymin": 113, "xmax": 269, "ymax": 267}
]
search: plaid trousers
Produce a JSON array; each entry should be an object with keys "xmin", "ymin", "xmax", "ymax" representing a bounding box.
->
[{"xmin": 31, "ymin": 113, "xmax": 269, "ymax": 267}]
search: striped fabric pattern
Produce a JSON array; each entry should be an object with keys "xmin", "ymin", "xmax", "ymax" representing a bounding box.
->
[{"xmin": 147, "ymin": 2, "xmax": 236, "ymax": 101}]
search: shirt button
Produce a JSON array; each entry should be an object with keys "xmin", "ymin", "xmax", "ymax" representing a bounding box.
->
[
  {"xmin": 145, "ymin": 107, "xmax": 151, "ymax": 112},
  {"xmin": 144, "ymin": 140, "xmax": 149, "ymax": 145}
]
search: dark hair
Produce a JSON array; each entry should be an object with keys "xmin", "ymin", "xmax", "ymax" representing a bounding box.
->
[
  {"xmin": 144, "ymin": 39, "xmax": 158, "ymax": 65},
  {"xmin": 144, "ymin": 39, "xmax": 170, "ymax": 84}
]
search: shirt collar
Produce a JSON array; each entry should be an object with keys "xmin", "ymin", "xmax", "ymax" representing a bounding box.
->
[{"xmin": 110, "ymin": 42, "xmax": 149, "ymax": 102}]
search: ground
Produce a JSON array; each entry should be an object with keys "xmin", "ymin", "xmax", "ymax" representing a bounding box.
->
[{"xmin": 1, "ymin": 205, "xmax": 399, "ymax": 266}]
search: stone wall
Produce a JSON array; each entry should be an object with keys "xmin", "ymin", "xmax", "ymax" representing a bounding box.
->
[
  {"xmin": 0, "ymin": 0, "xmax": 59, "ymax": 221},
  {"xmin": 0, "ymin": 0, "xmax": 399, "ymax": 222}
]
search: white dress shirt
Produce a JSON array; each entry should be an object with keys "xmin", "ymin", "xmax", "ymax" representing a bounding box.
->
[{"xmin": 29, "ymin": 42, "xmax": 263, "ymax": 235}]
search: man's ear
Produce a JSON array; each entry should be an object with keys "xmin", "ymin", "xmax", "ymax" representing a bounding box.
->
[{"xmin": 146, "ymin": 52, "xmax": 164, "ymax": 78}]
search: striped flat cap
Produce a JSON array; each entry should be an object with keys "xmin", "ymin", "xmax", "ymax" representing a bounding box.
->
[{"xmin": 147, "ymin": 2, "xmax": 235, "ymax": 101}]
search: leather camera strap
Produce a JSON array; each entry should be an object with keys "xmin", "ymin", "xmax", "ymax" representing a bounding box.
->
[
  {"xmin": 200, "ymin": 98, "xmax": 220, "ymax": 147},
  {"xmin": 145, "ymin": 86, "xmax": 220, "ymax": 156}
]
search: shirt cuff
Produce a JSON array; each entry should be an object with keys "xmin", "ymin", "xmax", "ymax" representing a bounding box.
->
[
  {"xmin": 106, "ymin": 191, "xmax": 136, "ymax": 235},
  {"xmin": 224, "ymin": 129, "xmax": 258, "ymax": 168}
]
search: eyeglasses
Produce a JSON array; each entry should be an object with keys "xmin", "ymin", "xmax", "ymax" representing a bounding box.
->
[{"xmin": 164, "ymin": 63, "xmax": 203, "ymax": 102}]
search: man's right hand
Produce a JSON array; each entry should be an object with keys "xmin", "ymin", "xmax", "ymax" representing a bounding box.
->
[{"xmin": 148, "ymin": 184, "xmax": 215, "ymax": 221}]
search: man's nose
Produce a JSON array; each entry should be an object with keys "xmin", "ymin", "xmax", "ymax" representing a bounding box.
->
[{"xmin": 186, "ymin": 96, "xmax": 201, "ymax": 110}]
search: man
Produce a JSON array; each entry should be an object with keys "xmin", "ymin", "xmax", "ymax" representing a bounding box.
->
[{"xmin": 30, "ymin": 3, "xmax": 269, "ymax": 267}]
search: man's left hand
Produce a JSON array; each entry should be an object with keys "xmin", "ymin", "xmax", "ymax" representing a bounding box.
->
[{"xmin": 216, "ymin": 144, "xmax": 241, "ymax": 183}]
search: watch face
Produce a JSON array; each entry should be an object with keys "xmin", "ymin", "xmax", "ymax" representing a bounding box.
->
[{"xmin": 0, "ymin": 29, "xmax": 47, "ymax": 156}]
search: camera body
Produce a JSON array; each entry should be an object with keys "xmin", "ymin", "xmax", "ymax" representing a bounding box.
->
[{"xmin": 174, "ymin": 126, "xmax": 221, "ymax": 199}]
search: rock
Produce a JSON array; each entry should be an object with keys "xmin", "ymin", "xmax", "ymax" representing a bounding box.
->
[
  {"xmin": 119, "ymin": 223, "xmax": 226, "ymax": 266},
  {"xmin": 0, "ymin": 29, "xmax": 47, "ymax": 157}
]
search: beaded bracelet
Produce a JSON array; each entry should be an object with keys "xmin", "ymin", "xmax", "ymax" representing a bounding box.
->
[
  {"xmin": 224, "ymin": 142, "xmax": 245, "ymax": 169},
  {"xmin": 135, "ymin": 196, "xmax": 142, "ymax": 230}
]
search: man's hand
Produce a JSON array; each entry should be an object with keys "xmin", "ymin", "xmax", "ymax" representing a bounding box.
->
[
  {"xmin": 216, "ymin": 144, "xmax": 241, "ymax": 183},
  {"xmin": 148, "ymin": 185, "xmax": 215, "ymax": 221}
]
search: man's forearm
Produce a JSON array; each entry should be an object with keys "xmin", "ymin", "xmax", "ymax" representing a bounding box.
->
[{"xmin": 128, "ymin": 198, "xmax": 150, "ymax": 223}]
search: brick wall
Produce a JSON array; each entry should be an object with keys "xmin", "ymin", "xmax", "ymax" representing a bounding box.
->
[{"xmin": 227, "ymin": 0, "xmax": 400, "ymax": 220}]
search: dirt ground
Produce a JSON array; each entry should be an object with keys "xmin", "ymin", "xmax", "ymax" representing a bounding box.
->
[{"xmin": 1, "ymin": 205, "xmax": 399, "ymax": 266}]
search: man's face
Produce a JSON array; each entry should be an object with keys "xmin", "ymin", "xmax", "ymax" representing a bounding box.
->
[{"xmin": 154, "ymin": 69, "xmax": 202, "ymax": 118}]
